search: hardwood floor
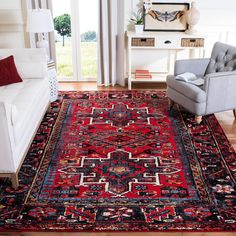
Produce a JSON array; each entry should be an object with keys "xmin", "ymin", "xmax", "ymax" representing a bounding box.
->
[
  {"xmin": 59, "ymin": 81, "xmax": 167, "ymax": 91},
  {"xmin": 4, "ymin": 82, "xmax": 235, "ymax": 236},
  {"xmin": 215, "ymin": 110, "xmax": 236, "ymax": 151}
]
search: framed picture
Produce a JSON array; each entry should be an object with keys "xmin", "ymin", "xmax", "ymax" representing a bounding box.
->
[{"xmin": 144, "ymin": 2, "xmax": 189, "ymax": 32}]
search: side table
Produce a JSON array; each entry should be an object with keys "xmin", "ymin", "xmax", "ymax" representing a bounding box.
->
[{"xmin": 47, "ymin": 60, "xmax": 58, "ymax": 102}]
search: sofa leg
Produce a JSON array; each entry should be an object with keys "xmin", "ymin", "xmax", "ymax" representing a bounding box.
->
[
  {"xmin": 168, "ymin": 98, "xmax": 175, "ymax": 110},
  {"xmin": 233, "ymin": 109, "xmax": 236, "ymax": 118},
  {"xmin": 195, "ymin": 116, "xmax": 202, "ymax": 124},
  {"xmin": 11, "ymin": 173, "xmax": 19, "ymax": 190}
]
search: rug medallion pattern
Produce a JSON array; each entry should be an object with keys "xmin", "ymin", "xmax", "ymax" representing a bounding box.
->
[{"xmin": 0, "ymin": 91, "xmax": 235, "ymax": 231}]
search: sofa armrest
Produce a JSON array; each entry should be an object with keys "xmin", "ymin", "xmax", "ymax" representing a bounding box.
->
[
  {"xmin": 174, "ymin": 58, "xmax": 210, "ymax": 76},
  {"xmin": 204, "ymin": 71, "xmax": 236, "ymax": 114},
  {"xmin": 0, "ymin": 101, "xmax": 15, "ymax": 173}
]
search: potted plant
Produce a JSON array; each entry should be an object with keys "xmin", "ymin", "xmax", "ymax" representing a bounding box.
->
[{"xmin": 130, "ymin": 10, "xmax": 144, "ymax": 33}]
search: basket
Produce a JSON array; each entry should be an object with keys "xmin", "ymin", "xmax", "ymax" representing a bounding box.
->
[
  {"xmin": 181, "ymin": 38, "xmax": 205, "ymax": 47},
  {"xmin": 131, "ymin": 37, "xmax": 155, "ymax": 47}
]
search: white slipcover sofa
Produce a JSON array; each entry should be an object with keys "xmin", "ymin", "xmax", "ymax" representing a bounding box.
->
[{"xmin": 0, "ymin": 48, "xmax": 50, "ymax": 188}]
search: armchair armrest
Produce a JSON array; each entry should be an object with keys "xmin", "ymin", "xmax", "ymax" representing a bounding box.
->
[
  {"xmin": 204, "ymin": 71, "xmax": 236, "ymax": 92},
  {"xmin": 204, "ymin": 71, "xmax": 236, "ymax": 114},
  {"xmin": 174, "ymin": 58, "xmax": 210, "ymax": 76}
]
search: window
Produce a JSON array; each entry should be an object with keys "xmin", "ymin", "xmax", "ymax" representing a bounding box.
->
[{"xmin": 52, "ymin": 0, "xmax": 98, "ymax": 81}]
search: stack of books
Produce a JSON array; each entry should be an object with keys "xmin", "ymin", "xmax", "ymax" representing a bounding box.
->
[{"xmin": 135, "ymin": 70, "xmax": 152, "ymax": 79}]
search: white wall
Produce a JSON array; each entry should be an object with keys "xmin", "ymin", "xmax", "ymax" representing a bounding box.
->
[
  {"xmin": 125, "ymin": 0, "xmax": 236, "ymax": 29},
  {"xmin": 0, "ymin": 0, "xmax": 30, "ymax": 48},
  {"xmin": 125, "ymin": 0, "xmax": 236, "ymax": 56}
]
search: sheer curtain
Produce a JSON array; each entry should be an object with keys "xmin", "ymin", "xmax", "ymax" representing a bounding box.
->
[{"xmin": 98, "ymin": 0, "xmax": 125, "ymax": 87}]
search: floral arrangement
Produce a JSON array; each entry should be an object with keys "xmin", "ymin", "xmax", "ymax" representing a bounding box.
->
[
  {"xmin": 129, "ymin": 10, "xmax": 144, "ymax": 25},
  {"xmin": 130, "ymin": 0, "xmax": 154, "ymax": 25}
]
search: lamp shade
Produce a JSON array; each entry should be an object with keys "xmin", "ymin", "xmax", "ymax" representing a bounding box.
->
[{"xmin": 27, "ymin": 9, "xmax": 54, "ymax": 33}]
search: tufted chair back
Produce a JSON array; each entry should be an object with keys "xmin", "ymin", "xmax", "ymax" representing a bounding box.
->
[{"xmin": 205, "ymin": 42, "xmax": 236, "ymax": 74}]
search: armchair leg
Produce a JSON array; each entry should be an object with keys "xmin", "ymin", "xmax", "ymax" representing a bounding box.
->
[
  {"xmin": 195, "ymin": 115, "xmax": 202, "ymax": 124},
  {"xmin": 233, "ymin": 109, "xmax": 236, "ymax": 119},
  {"xmin": 168, "ymin": 98, "xmax": 175, "ymax": 110}
]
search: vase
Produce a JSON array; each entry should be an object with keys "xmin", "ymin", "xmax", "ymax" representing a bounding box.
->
[
  {"xmin": 185, "ymin": 1, "xmax": 200, "ymax": 35},
  {"xmin": 135, "ymin": 24, "xmax": 143, "ymax": 33}
]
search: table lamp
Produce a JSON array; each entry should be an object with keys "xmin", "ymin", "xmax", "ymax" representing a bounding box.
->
[{"xmin": 27, "ymin": 9, "xmax": 54, "ymax": 49}]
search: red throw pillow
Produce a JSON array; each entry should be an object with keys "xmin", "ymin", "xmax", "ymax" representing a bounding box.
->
[{"xmin": 0, "ymin": 55, "xmax": 22, "ymax": 86}]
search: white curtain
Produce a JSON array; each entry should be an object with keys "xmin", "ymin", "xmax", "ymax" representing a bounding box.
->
[{"xmin": 98, "ymin": 0, "xmax": 125, "ymax": 86}]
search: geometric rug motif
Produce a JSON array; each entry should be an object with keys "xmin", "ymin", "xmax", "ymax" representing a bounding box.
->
[{"xmin": 0, "ymin": 91, "xmax": 235, "ymax": 231}]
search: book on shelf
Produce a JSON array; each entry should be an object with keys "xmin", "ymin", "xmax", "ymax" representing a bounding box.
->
[
  {"xmin": 135, "ymin": 69, "xmax": 152, "ymax": 79},
  {"xmin": 135, "ymin": 75, "xmax": 152, "ymax": 78},
  {"xmin": 176, "ymin": 72, "xmax": 204, "ymax": 86},
  {"xmin": 135, "ymin": 70, "xmax": 149, "ymax": 74}
]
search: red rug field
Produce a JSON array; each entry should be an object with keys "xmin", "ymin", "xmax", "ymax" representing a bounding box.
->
[{"xmin": 0, "ymin": 91, "xmax": 235, "ymax": 232}]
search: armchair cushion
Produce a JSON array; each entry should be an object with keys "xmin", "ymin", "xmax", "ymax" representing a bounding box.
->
[
  {"xmin": 167, "ymin": 75, "xmax": 206, "ymax": 103},
  {"xmin": 205, "ymin": 42, "xmax": 236, "ymax": 74},
  {"xmin": 0, "ymin": 56, "xmax": 22, "ymax": 86}
]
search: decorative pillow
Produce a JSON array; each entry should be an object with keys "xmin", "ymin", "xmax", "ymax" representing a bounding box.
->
[{"xmin": 0, "ymin": 55, "xmax": 22, "ymax": 86}]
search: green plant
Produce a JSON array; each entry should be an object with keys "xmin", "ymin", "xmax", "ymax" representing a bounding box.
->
[
  {"xmin": 130, "ymin": 10, "xmax": 144, "ymax": 25},
  {"xmin": 81, "ymin": 31, "xmax": 97, "ymax": 42},
  {"xmin": 54, "ymin": 14, "xmax": 71, "ymax": 47}
]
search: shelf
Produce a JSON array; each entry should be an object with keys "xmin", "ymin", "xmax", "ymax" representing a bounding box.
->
[{"xmin": 130, "ymin": 73, "xmax": 167, "ymax": 82}]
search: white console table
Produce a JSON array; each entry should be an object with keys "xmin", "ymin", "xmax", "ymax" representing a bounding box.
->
[{"xmin": 127, "ymin": 31, "xmax": 205, "ymax": 89}]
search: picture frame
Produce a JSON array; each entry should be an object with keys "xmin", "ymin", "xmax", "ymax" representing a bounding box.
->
[{"xmin": 144, "ymin": 2, "xmax": 190, "ymax": 32}]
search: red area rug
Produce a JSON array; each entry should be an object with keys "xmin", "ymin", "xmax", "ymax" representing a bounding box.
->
[{"xmin": 0, "ymin": 91, "xmax": 236, "ymax": 232}]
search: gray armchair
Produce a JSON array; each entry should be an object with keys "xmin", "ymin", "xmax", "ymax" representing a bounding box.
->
[{"xmin": 167, "ymin": 42, "xmax": 236, "ymax": 123}]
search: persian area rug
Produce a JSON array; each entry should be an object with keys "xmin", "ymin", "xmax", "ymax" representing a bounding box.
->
[{"xmin": 0, "ymin": 91, "xmax": 236, "ymax": 232}]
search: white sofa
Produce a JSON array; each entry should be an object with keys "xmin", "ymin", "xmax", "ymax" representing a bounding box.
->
[{"xmin": 0, "ymin": 48, "xmax": 50, "ymax": 188}]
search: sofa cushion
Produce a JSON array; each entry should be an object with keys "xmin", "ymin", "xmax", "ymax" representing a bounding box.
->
[
  {"xmin": 205, "ymin": 42, "xmax": 236, "ymax": 74},
  {"xmin": 0, "ymin": 78, "xmax": 49, "ymax": 144},
  {"xmin": 0, "ymin": 56, "xmax": 22, "ymax": 86},
  {"xmin": 166, "ymin": 75, "xmax": 206, "ymax": 103}
]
